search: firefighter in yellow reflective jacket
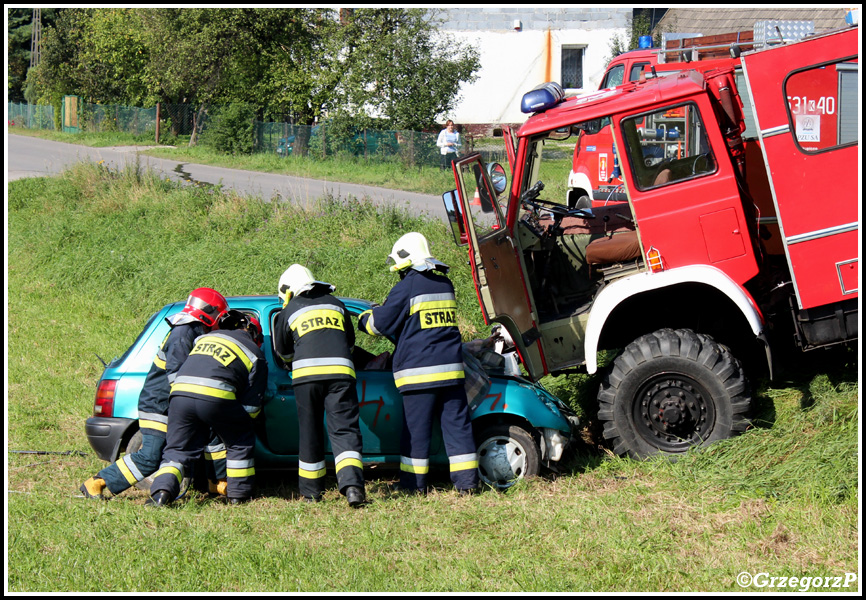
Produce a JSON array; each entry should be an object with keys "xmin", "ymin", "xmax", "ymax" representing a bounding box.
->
[
  {"xmin": 148, "ymin": 312, "xmax": 267, "ymax": 506},
  {"xmin": 273, "ymin": 265, "xmax": 366, "ymax": 507},
  {"xmin": 80, "ymin": 288, "xmax": 229, "ymax": 500},
  {"xmin": 359, "ymin": 232, "xmax": 479, "ymax": 494}
]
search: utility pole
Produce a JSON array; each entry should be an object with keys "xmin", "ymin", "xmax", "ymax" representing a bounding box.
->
[{"xmin": 30, "ymin": 8, "xmax": 42, "ymax": 69}]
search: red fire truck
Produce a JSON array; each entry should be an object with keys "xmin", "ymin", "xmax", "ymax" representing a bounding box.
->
[
  {"xmin": 568, "ymin": 37, "xmax": 745, "ymax": 210},
  {"xmin": 567, "ymin": 28, "xmax": 805, "ymax": 258},
  {"xmin": 442, "ymin": 26, "xmax": 859, "ymax": 459}
]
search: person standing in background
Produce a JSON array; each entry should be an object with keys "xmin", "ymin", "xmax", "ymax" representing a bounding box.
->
[{"xmin": 437, "ymin": 120, "xmax": 462, "ymax": 171}]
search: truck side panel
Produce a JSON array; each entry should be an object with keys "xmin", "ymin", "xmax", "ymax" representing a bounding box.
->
[{"xmin": 743, "ymin": 28, "xmax": 859, "ymax": 310}]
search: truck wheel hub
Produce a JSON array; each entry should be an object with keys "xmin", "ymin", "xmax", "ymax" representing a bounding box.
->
[{"xmin": 636, "ymin": 375, "xmax": 715, "ymax": 451}]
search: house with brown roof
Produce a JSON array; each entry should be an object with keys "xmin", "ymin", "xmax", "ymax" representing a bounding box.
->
[{"xmin": 654, "ymin": 7, "xmax": 850, "ymax": 36}]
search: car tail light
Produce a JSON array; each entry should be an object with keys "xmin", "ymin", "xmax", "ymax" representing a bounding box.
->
[
  {"xmin": 646, "ymin": 246, "xmax": 664, "ymax": 273},
  {"xmin": 94, "ymin": 379, "xmax": 117, "ymax": 417}
]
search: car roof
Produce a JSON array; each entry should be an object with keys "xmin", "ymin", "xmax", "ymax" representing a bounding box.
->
[{"xmin": 163, "ymin": 295, "xmax": 375, "ymax": 314}]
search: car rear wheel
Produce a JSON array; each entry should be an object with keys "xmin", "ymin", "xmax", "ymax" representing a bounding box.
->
[
  {"xmin": 474, "ymin": 423, "xmax": 541, "ymax": 490},
  {"xmin": 597, "ymin": 328, "xmax": 751, "ymax": 459}
]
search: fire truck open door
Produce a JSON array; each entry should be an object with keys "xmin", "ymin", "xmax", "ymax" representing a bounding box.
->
[
  {"xmin": 742, "ymin": 28, "xmax": 859, "ymax": 310},
  {"xmin": 444, "ymin": 153, "xmax": 547, "ymax": 378}
]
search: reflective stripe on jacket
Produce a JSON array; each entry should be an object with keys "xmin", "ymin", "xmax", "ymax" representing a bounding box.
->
[
  {"xmin": 169, "ymin": 329, "xmax": 267, "ymax": 417},
  {"xmin": 359, "ymin": 269, "xmax": 464, "ymax": 393},
  {"xmin": 273, "ymin": 288, "xmax": 356, "ymax": 385},
  {"xmin": 137, "ymin": 321, "xmax": 207, "ymax": 418}
]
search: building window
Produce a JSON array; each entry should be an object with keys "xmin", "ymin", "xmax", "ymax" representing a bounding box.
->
[{"xmin": 562, "ymin": 46, "xmax": 584, "ymax": 90}]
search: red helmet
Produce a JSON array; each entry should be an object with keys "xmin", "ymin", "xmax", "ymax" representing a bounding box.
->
[
  {"xmin": 246, "ymin": 316, "xmax": 264, "ymax": 348},
  {"xmin": 182, "ymin": 288, "xmax": 228, "ymax": 328}
]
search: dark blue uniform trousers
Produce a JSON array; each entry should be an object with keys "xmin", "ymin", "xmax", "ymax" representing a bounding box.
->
[
  {"xmin": 151, "ymin": 395, "xmax": 256, "ymax": 500},
  {"xmin": 400, "ymin": 385, "xmax": 479, "ymax": 492},
  {"xmin": 295, "ymin": 380, "xmax": 364, "ymax": 499}
]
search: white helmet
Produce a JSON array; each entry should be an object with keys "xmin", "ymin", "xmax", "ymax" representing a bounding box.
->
[
  {"xmin": 278, "ymin": 264, "xmax": 334, "ymax": 306},
  {"xmin": 388, "ymin": 232, "xmax": 449, "ymax": 273}
]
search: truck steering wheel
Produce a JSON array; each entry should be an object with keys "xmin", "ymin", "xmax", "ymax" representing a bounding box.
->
[{"xmin": 523, "ymin": 197, "xmax": 595, "ymax": 220}]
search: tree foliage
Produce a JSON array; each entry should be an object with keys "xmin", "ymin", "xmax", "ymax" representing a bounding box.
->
[
  {"xmin": 331, "ymin": 9, "xmax": 480, "ymax": 131},
  {"xmin": 606, "ymin": 12, "xmax": 660, "ymax": 64},
  {"xmin": 7, "ymin": 8, "xmax": 60, "ymax": 103},
  {"xmin": 20, "ymin": 7, "xmax": 479, "ymax": 137}
]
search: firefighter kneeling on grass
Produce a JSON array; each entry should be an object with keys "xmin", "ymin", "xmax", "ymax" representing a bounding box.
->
[
  {"xmin": 359, "ymin": 232, "xmax": 479, "ymax": 495},
  {"xmin": 147, "ymin": 311, "xmax": 267, "ymax": 507},
  {"xmin": 80, "ymin": 288, "xmax": 230, "ymax": 500}
]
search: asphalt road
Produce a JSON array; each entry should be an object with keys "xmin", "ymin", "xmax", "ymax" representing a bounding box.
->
[{"xmin": 6, "ymin": 133, "xmax": 447, "ymax": 221}]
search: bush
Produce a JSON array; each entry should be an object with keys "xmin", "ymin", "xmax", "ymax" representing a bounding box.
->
[{"xmin": 203, "ymin": 102, "xmax": 257, "ymax": 155}]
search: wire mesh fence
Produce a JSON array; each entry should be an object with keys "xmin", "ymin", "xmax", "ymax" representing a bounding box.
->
[
  {"xmin": 78, "ymin": 103, "xmax": 158, "ymax": 136},
  {"xmin": 8, "ymin": 102, "xmax": 56, "ymax": 130},
  {"xmin": 8, "ymin": 101, "xmax": 491, "ymax": 168},
  {"xmin": 256, "ymin": 121, "xmax": 443, "ymax": 166}
]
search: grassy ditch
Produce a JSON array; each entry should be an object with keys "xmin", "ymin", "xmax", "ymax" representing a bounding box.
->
[{"xmin": 6, "ymin": 163, "xmax": 859, "ymax": 592}]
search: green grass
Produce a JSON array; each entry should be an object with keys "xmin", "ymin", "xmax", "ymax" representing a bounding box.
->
[
  {"xmin": 7, "ymin": 162, "xmax": 859, "ymax": 592},
  {"xmin": 8, "ymin": 124, "xmax": 163, "ymax": 148}
]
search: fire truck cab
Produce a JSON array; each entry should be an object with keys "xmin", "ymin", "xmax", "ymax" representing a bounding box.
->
[{"xmin": 443, "ymin": 26, "xmax": 858, "ymax": 459}]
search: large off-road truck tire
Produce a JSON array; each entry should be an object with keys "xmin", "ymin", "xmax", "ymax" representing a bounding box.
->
[{"xmin": 597, "ymin": 328, "xmax": 751, "ymax": 459}]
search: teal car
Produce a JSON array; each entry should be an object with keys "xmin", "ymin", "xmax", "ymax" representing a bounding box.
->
[{"xmin": 85, "ymin": 296, "xmax": 578, "ymax": 490}]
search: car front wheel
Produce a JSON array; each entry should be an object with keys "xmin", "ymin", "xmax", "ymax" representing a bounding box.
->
[{"xmin": 474, "ymin": 423, "xmax": 541, "ymax": 490}]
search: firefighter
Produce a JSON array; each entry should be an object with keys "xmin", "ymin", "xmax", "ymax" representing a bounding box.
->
[
  {"xmin": 273, "ymin": 264, "xmax": 366, "ymax": 507},
  {"xmin": 80, "ymin": 288, "xmax": 229, "ymax": 500},
  {"xmin": 148, "ymin": 311, "xmax": 267, "ymax": 506},
  {"xmin": 358, "ymin": 232, "xmax": 479, "ymax": 495},
  {"xmin": 203, "ymin": 315, "xmax": 265, "ymax": 497}
]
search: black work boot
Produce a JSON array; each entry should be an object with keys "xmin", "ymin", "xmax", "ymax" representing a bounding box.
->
[
  {"xmin": 145, "ymin": 490, "xmax": 172, "ymax": 507},
  {"xmin": 345, "ymin": 486, "xmax": 367, "ymax": 508},
  {"xmin": 228, "ymin": 497, "xmax": 250, "ymax": 505}
]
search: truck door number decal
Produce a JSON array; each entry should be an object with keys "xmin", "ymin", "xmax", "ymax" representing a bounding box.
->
[{"xmin": 787, "ymin": 95, "xmax": 835, "ymax": 116}]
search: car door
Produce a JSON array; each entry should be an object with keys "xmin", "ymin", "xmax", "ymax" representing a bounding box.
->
[
  {"xmin": 262, "ymin": 305, "xmax": 300, "ymax": 455},
  {"xmin": 347, "ymin": 311, "xmax": 413, "ymax": 458},
  {"xmin": 260, "ymin": 303, "xmax": 426, "ymax": 459}
]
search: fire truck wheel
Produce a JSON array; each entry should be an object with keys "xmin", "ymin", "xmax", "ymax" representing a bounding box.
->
[
  {"xmin": 597, "ymin": 328, "xmax": 751, "ymax": 459},
  {"xmin": 474, "ymin": 423, "xmax": 541, "ymax": 490}
]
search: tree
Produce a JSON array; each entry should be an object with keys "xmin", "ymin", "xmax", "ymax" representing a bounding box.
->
[
  {"xmin": 7, "ymin": 8, "xmax": 61, "ymax": 103},
  {"xmin": 22, "ymin": 7, "xmax": 481, "ymax": 148},
  {"xmin": 82, "ymin": 9, "xmax": 151, "ymax": 105},
  {"xmin": 328, "ymin": 9, "xmax": 480, "ymax": 131},
  {"xmin": 29, "ymin": 9, "xmax": 90, "ymax": 103},
  {"xmin": 607, "ymin": 11, "xmax": 660, "ymax": 64}
]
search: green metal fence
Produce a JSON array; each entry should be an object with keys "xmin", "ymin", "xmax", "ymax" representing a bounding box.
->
[
  {"xmin": 8, "ymin": 102, "xmax": 56, "ymax": 130},
  {"xmin": 79, "ymin": 102, "xmax": 158, "ymax": 136},
  {"xmin": 8, "ymin": 101, "xmax": 476, "ymax": 167},
  {"xmin": 257, "ymin": 121, "xmax": 443, "ymax": 166}
]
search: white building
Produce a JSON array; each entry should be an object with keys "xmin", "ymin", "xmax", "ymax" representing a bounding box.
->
[{"xmin": 438, "ymin": 7, "xmax": 633, "ymax": 134}]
